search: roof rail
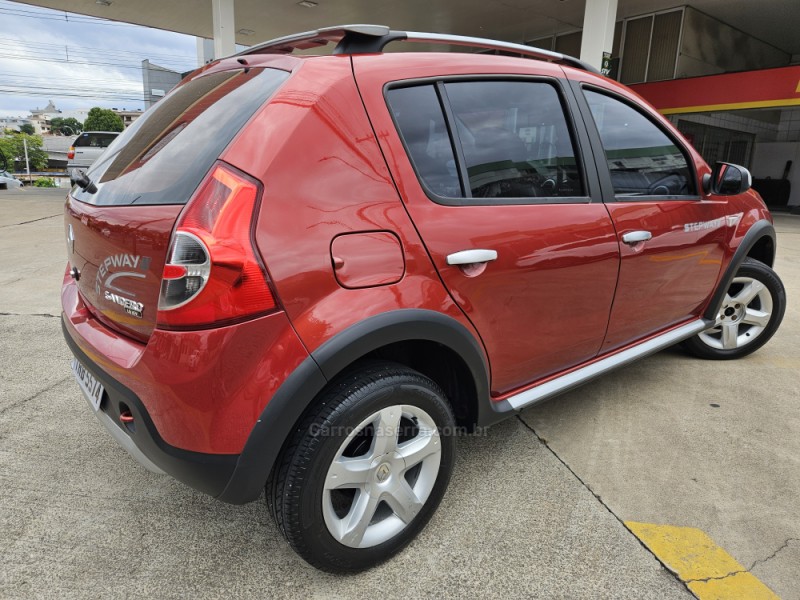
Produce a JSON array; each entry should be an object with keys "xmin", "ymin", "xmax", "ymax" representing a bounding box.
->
[{"xmin": 237, "ymin": 24, "xmax": 600, "ymax": 74}]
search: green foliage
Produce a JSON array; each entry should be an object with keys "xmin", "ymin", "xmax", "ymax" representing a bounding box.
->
[
  {"xmin": 33, "ymin": 176, "xmax": 57, "ymax": 188},
  {"xmin": 19, "ymin": 123, "xmax": 35, "ymax": 135},
  {"xmin": 83, "ymin": 107, "xmax": 124, "ymax": 133},
  {"xmin": 0, "ymin": 133, "xmax": 49, "ymax": 171},
  {"xmin": 49, "ymin": 117, "xmax": 83, "ymax": 136}
]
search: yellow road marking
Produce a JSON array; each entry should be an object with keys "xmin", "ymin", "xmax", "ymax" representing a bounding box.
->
[{"xmin": 625, "ymin": 522, "xmax": 780, "ymax": 599}]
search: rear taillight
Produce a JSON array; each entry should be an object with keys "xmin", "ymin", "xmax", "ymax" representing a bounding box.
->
[
  {"xmin": 157, "ymin": 162, "xmax": 276, "ymax": 328},
  {"xmin": 67, "ymin": 146, "xmax": 75, "ymax": 160}
]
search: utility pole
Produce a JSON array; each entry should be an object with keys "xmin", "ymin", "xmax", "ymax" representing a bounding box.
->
[{"xmin": 23, "ymin": 137, "xmax": 31, "ymax": 185}]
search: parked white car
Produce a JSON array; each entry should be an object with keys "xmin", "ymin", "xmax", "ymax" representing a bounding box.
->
[
  {"xmin": 67, "ymin": 131, "xmax": 119, "ymax": 170},
  {"xmin": 0, "ymin": 171, "xmax": 22, "ymax": 189}
]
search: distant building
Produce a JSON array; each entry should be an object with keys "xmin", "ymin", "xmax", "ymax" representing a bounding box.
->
[
  {"xmin": 142, "ymin": 60, "xmax": 182, "ymax": 108},
  {"xmin": 60, "ymin": 109, "xmax": 89, "ymax": 126},
  {"xmin": 29, "ymin": 100, "xmax": 60, "ymax": 134},
  {"xmin": 0, "ymin": 116, "xmax": 33, "ymax": 132},
  {"xmin": 110, "ymin": 108, "xmax": 144, "ymax": 128}
]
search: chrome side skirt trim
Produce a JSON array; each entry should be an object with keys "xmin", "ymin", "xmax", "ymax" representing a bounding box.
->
[{"xmin": 503, "ymin": 319, "xmax": 711, "ymax": 411}]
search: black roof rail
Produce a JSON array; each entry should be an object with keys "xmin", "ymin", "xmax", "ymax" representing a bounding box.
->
[{"xmin": 236, "ymin": 24, "xmax": 600, "ymax": 74}]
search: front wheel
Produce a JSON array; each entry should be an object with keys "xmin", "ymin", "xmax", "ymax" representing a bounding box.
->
[
  {"xmin": 268, "ymin": 361, "xmax": 455, "ymax": 572},
  {"xmin": 683, "ymin": 257, "xmax": 786, "ymax": 360}
]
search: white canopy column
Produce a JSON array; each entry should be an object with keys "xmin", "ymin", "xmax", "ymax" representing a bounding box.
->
[
  {"xmin": 579, "ymin": 0, "xmax": 618, "ymax": 71},
  {"xmin": 212, "ymin": 0, "xmax": 236, "ymax": 59}
]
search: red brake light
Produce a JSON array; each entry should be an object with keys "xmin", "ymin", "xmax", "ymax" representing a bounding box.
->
[
  {"xmin": 162, "ymin": 264, "xmax": 188, "ymax": 280},
  {"xmin": 157, "ymin": 162, "xmax": 276, "ymax": 328},
  {"xmin": 67, "ymin": 146, "xmax": 75, "ymax": 160}
]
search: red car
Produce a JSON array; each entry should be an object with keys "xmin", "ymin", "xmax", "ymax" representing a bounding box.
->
[{"xmin": 62, "ymin": 25, "xmax": 785, "ymax": 572}]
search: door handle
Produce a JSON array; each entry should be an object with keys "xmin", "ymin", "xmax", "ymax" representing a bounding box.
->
[
  {"xmin": 621, "ymin": 230, "xmax": 652, "ymax": 245},
  {"xmin": 446, "ymin": 249, "xmax": 498, "ymax": 265}
]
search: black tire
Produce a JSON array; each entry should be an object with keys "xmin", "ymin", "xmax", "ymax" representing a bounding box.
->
[
  {"xmin": 683, "ymin": 257, "xmax": 786, "ymax": 360},
  {"xmin": 268, "ymin": 361, "xmax": 455, "ymax": 572}
]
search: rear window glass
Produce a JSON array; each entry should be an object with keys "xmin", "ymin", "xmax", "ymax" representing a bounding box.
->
[
  {"xmin": 386, "ymin": 85, "xmax": 463, "ymax": 198},
  {"xmin": 387, "ymin": 80, "xmax": 584, "ymax": 202},
  {"xmin": 72, "ymin": 67, "xmax": 290, "ymax": 206},
  {"xmin": 445, "ymin": 80, "xmax": 583, "ymax": 199},
  {"xmin": 74, "ymin": 133, "xmax": 118, "ymax": 148}
]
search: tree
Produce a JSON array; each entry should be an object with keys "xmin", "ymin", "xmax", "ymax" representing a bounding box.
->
[
  {"xmin": 19, "ymin": 123, "xmax": 35, "ymax": 135},
  {"xmin": 49, "ymin": 117, "xmax": 83, "ymax": 136},
  {"xmin": 0, "ymin": 133, "xmax": 49, "ymax": 171},
  {"xmin": 83, "ymin": 107, "xmax": 124, "ymax": 133},
  {"xmin": 62, "ymin": 117, "xmax": 83, "ymax": 135}
]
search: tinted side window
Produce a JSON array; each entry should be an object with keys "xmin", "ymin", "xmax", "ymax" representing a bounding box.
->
[
  {"xmin": 445, "ymin": 81, "xmax": 583, "ymax": 198},
  {"xmin": 584, "ymin": 90, "xmax": 694, "ymax": 197},
  {"xmin": 386, "ymin": 86, "xmax": 462, "ymax": 198}
]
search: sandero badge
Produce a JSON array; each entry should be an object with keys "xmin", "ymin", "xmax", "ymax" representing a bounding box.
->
[{"xmin": 61, "ymin": 24, "xmax": 786, "ymax": 573}]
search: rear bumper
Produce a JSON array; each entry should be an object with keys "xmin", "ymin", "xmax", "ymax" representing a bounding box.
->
[
  {"xmin": 61, "ymin": 274, "xmax": 313, "ymax": 501},
  {"xmin": 63, "ymin": 323, "xmax": 240, "ymax": 497}
]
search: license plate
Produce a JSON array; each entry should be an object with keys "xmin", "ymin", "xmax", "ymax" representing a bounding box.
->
[{"xmin": 71, "ymin": 357, "xmax": 105, "ymax": 411}]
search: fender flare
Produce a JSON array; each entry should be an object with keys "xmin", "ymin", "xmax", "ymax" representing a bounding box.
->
[
  {"xmin": 217, "ymin": 309, "xmax": 490, "ymax": 504},
  {"xmin": 703, "ymin": 219, "xmax": 776, "ymax": 321}
]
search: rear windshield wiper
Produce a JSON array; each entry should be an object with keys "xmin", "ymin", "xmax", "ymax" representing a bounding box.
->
[{"xmin": 70, "ymin": 169, "xmax": 97, "ymax": 194}]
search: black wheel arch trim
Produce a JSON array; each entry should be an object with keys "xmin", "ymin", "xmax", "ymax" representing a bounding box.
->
[
  {"xmin": 703, "ymin": 220, "xmax": 777, "ymax": 321},
  {"xmin": 219, "ymin": 309, "xmax": 493, "ymax": 504}
]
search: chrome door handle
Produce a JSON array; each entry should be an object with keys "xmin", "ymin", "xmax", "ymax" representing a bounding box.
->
[
  {"xmin": 446, "ymin": 249, "xmax": 498, "ymax": 265},
  {"xmin": 622, "ymin": 230, "xmax": 652, "ymax": 245}
]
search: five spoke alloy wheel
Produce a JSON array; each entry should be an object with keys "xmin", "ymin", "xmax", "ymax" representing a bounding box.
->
[
  {"xmin": 268, "ymin": 361, "xmax": 455, "ymax": 572},
  {"xmin": 684, "ymin": 257, "xmax": 786, "ymax": 359},
  {"xmin": 322, "ymin": 404, "xmax": 442, "ymax": 549}
]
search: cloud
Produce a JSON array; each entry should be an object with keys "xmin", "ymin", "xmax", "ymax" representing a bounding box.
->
[{"xmin": 0, "ymin": 0, "xmax": 197, "ymax": 118}]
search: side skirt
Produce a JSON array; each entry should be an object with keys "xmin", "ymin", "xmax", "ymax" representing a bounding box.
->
[{"xmin": 497, "ymin": 319, "xmax": 712, "ymax": 412}]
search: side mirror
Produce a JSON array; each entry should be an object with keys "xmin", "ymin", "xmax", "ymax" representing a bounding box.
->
[{"xmin": 709, "ymin": 162, "xmax": 751, "ymax": 195}]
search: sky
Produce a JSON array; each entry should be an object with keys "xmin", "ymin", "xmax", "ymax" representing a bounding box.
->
[{"xmin": 0, "ymin": 0, "xmax": 200, "ymax": 118}]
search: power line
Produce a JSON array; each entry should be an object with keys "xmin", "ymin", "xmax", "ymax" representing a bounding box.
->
[
  {"xmin": 0, "ymin": 71, "xmax": 147, "ymax": 87},
  {"xmin": 0, "ymin": 88, "xmax": 145, "ymax": 101},
  {"xmin": 0, "ymin": 52, "xmax": 193, "ymax": 72},
  {"xmin": 4, "ymin": 84, "xmax": 143, "ymax": 96},
  {"xmin": 0, "ymin": 39, "xmax": 197, "ymax": 65},
  {"xmin": 0, "ymin": 5, "xmax": 145, "ymax": 28},
  {"xmin": 0, "ymin": 43, "xmax": 194, "ymax": 69}
]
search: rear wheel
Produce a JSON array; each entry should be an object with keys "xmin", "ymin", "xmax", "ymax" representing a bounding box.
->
[
  {"xmin": 268, "ymin": 361, "xmax": 455, "ymax": 572},
  {"xmin": 683, "ymin": 258, "xmax": 785, "ymax": 360}
]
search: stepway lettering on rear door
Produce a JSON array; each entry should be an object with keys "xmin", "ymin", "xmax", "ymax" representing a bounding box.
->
[{"xmin": 95, "ymin": 253, "xmax": 151, "ymax": 319}]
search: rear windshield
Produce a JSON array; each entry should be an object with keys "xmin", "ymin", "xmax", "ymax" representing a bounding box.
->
[
  {"xmin": 74, "ymin": 133, "xmax": 118, "ymax": 148},
  {"xmin": 72, "ymin": 67, "xmax": 290, "ymax": 206}
]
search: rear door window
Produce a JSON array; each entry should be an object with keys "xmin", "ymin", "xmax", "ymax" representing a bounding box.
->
[
  {"xmin": 72, "ymin": 67, "xmax": 290, "ymax": 206},
  {"xmin": 387, "ymin": 79, "xmax": 585, "ymax": 203},
  {"xmin": 386, "ymin": 85, "xmax": 463, "ymax": 198}
]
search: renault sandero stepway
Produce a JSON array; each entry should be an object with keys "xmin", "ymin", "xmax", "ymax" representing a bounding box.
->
[{"xmin": 62, "ymin": 25, "xmax": 786, "ymax": 572}]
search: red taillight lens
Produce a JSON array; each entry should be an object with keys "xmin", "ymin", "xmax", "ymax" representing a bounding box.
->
[
  {"xmin": 157, "ymin": 162, "xmax": 276, "ymax": 328},
  {"xmin": 67, "ymin": 147, "xmax": 75, "ymax": 160}
]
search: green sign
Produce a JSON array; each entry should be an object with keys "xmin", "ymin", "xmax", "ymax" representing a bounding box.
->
[{"xmin": 601, "ymin": 52, "xmax": 612, "ymax": 77}]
